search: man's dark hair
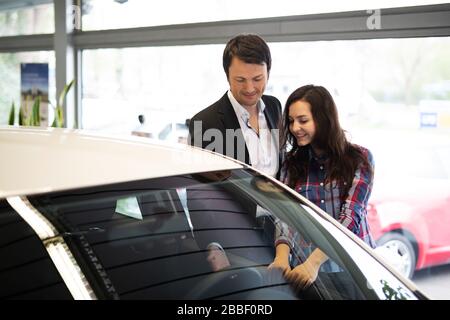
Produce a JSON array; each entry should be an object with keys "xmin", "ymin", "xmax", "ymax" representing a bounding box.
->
[{"xmin": 223, "ymin": 34, "xmax": 271, "ymax": 79}]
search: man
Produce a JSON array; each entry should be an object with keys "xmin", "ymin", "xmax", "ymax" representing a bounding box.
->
[{"xmin": 189, "ymin": 34, "xmax": 281, "ymax": 177}]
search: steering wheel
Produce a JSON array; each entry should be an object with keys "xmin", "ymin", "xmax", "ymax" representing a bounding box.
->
[{"xmin": 184, "ymin": 266, "xmax": 264, "ymax": 299}]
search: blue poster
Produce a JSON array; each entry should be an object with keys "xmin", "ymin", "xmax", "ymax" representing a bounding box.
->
[{"xmin": 20, "ymin": 63, "xmax": 49, "ymax": 126}]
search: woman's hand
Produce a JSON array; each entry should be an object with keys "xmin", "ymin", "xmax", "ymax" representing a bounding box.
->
[
  {"xmin": 286, "ymin": 260, "xmax": 319, "ymax": 291},
  {"xmin": 268, "ymin": 243, "xmax": 292, "ymax": 276},
  {"xmin": 286, "ymin": 248, "xmax": 328, "ymax": 291},
  {"xmin": 268, "ymin": 256, "xmax": 291, "ymax": 276}
]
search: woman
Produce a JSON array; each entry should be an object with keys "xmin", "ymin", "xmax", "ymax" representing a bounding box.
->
[{"xmin": 269, "ymin": 85, "xmax": 376, "ymax": 291}]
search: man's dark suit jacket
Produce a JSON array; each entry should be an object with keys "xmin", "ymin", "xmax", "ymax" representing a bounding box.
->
[{"xmin": 188, "ymin": 92, "xmax": 282, "ymax": 166}]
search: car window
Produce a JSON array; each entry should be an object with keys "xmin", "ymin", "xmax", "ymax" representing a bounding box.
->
[
  {"xmin": 158, "ymin": 122, "xmax": 188, "ymax": 141},
  {"xmin": 0, "ymin": 200, "xmax": 73, "ymax": 300},
  {"xmin": 158, "ymin": 124, "xmax": 172, "ymax": 140},
  {"xmin": 25, "ymin": 169, "xmax": 412, "ymax": 300}
]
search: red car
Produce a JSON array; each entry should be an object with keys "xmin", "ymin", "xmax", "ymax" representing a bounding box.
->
[{"xmin": 367, "ymin": 143, "xmax": 450, "ymax": 278}]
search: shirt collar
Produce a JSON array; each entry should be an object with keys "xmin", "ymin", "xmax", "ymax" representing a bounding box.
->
[
  {"xmin": 227, "ymin": 90, "xmax": 265, "ymax": 124},
  {"xmin": 308, "ymin": 146, "xmax": 328, "ymax": 163}
]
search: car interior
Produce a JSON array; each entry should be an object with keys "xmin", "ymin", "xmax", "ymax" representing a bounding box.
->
[{"xmin": 15, "ymin": 169, "xmax": 367, "ymax": 300}]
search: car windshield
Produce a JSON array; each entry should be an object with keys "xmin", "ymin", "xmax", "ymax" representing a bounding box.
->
[{"xmin": 25, "ymin": 168, "xmax": 414, "ymax": 300}]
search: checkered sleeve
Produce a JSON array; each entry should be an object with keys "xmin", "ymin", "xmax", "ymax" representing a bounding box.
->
[
  {"xmin": 274, "ymin": 217, "xmax": 296, "ymax": 248},
  {"xmin": 338, "ymin": 148, "xmax": 374, "ymax": 239}
]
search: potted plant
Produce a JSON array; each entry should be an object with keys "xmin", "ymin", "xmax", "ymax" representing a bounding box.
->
[{"xmin": 8, "ymin": 79, "xmax": 74, "ymax": 128}]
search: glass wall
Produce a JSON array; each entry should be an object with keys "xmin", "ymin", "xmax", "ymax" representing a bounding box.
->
[
  {"xmin": 272, "ymin": 38, "xmax": 450, "ymax": 298},
  {"xmin": 82, "ymin": 0, "xmax": 447, "ymax": 31},
  {"xmin": 81, "ymin": 37, "xmax": 450, "ymax": 136},
  {"xmin": 81, "ymin": 45, "xmax": 226, "ymax": 135},
  {"xmin": 269, "ymin": 38, "xmax": 450, "ymax": 131},
  {"xmin": 0, "ymin": 51, "xmax": 55, "ymax": 125},
  {"xmin": 0, "ymin": 3, "xmax": 54, "ymax": 36},
  {"xmin": 80, "ymin": 38, "xmax": 450, "ymax": 299}
]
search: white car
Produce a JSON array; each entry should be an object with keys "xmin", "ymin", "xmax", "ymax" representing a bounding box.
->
[{"xmin": 0, "ymin": 126, "xmax": 427, "ymax": 300}]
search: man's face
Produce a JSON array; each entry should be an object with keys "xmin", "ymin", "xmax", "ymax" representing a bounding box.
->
[{"xmin": 228, "ymin": 56, "xmax": 268, "ymax": 108}]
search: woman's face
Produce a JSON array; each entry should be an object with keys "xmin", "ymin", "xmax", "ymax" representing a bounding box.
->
[{"xmin": 288, "ymin": 100, "xmax": 316, "ymax": 147}]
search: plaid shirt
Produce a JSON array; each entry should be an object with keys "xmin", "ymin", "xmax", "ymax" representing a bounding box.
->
[{"xmin": 276, "ymin": 145, "xmax": 376, "ymax": 249}]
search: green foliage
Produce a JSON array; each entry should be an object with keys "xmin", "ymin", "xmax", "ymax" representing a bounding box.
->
[
  {"xmin": 30, "ymin": 96, "xmax": 41, "ymax": 126},
  {"xmin": 51, "ymin": 79, "xmax": 74, "ymax": 128},
  {"xmin": 13, "ymin": 95, "xmax": 39, "ymax": 126},
  {"xmin": 51, "ymin": 104, "xmax": 64, "ymax": 128},
  {"xmin": 58, "ymin": 79, "xmax": 74, "ymax": 108},
  {"xmin": 18, "ymin": 102, "xmax": 25, "ymax": 125},
  {"xmin": 8, "ymin": 102, "xmax": 15, "ymax": 125},
  {"xmin": 8, "ymin": 79, "xmax": 74, "ymax": 128}
]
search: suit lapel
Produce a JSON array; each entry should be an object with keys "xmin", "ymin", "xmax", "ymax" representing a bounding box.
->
[
  {"xmin": 218, "ymin": 94, "xmax": 241, "ymax": 131},
  {"xmin": 218, "ymin": 93, "xmax": 251, "ymax": 165},
  {"xmin": 262, "ymin": 97, "xmax": 278, "ymax": 130},
  {"xmin": 262, "ymin": 96, "xmax": 282, "ymax": 178}
]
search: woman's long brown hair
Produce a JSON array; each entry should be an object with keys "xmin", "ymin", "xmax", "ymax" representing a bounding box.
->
[{"xmin": 280, "ymin": 85, "xmax": 372, "ymax": 200}]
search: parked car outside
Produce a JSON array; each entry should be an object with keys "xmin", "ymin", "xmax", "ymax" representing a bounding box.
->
[
  {"xmin": 158, "ymin": 120, "xmax": 189, "ymax": 144},
  {"xmin": 131, "ymin": 115, "xmax": 189, "ymax": 144},
  {"xmin": 368, "ymin": 142, "xmax": 450, "ymax": 279},
  {"xmin": 0, "ymin": 126, "xmax": 426, "ymax": 300}
]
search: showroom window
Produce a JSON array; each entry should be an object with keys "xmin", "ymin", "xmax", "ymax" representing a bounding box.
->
[
  {"xmin": 81, "ymin": 37, "xmax": 450, "ymax": 137},
  {"xmin": 79, "ymin": 38, "xmax": 450, "ymax": 298},
  {"xmin": 82, "ymin": 0, "xmax": 447, "ymax": 31},
  {"xmin": 0, "ymin": 51, "xmax": 55, "ymax": 125},
  {"xmin": 268, "ymin": 37, "xmax": 450, "ymax": 131},
  {"xmin": 81, "ymin": 45, "xmax": 227, "ymax": 134},
  {"xmin": 0, "ymin": 3, "xmax": 54, "ymax": 36}
]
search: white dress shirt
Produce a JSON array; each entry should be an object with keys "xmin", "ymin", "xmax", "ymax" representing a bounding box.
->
[{"xmin": 227, "ymin": 90, "xmax": 278, "ymax": 177}]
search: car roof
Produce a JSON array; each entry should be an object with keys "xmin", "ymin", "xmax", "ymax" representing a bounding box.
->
[{"xmin": 0, "ymin": 126, "xmax": 243, "ymax": 198}]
